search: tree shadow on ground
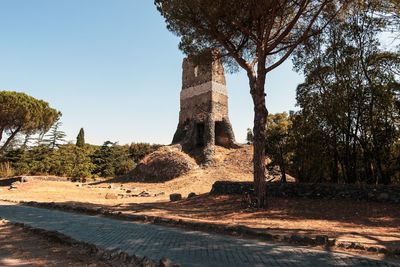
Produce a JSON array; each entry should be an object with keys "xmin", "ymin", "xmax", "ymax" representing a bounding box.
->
[{"xmin": 41, "ymin": 193, "xmax": 400, "ymax": 259}]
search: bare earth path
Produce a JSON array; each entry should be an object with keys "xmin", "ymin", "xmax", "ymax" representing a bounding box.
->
[{"xmin": 0, "ymin": 203, "xmax": 397, "ymax": 267}]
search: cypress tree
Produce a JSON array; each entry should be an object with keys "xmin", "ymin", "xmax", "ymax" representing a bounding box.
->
[{"xmin": 76, "ymin": 128, "xmax": 85, "ymax": 147}]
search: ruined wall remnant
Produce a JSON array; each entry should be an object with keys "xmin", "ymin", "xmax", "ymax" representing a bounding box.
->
[{"xmin": 172, "ymin": 51, "xmax": 236, "ymax": 163}]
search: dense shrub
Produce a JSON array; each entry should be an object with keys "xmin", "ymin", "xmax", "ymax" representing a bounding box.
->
[{"xmin": 0, "ymin": 142, "xmax": 161, "ymax": 179}]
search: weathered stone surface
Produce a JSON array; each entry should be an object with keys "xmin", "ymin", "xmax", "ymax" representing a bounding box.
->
[
  {"xmin": 172, "ymin": 51, "xmax": 237, "ymax": 164},
  {"xmin": 211, "ymin": 181, "xmax": 400, "ymax": 204},
  {"xmin": 105, "ymin": 193, "xmax": 118, "ymax": 200},
  {"xmin": 170, "ymin": 193, "xmax": 182, "ymax": 202},
  {"xmin": 187, "ymin": 192, "xmax": 197, "ymax": 199}
]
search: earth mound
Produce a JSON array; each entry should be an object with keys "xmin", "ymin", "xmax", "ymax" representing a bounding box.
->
[{"xmin": 128, "ymin": 145, "xmax": 198, "ymax": 182}]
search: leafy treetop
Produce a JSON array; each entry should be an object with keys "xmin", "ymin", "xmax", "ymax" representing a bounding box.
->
[{"xmin": 0, "ymin": 91, "xmax": 60, "ymax": 152}]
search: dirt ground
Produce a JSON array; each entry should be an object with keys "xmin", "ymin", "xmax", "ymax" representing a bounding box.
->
[
  {"xmin": 0, "ymin": 220, "xmax": 109, "ymax": 267},
  {"xmin": 0, "ymin": 146, "xmax": 398, "ymax": 259}
]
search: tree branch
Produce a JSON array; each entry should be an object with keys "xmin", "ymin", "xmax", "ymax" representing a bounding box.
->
[{"xmin": 0, "ymin": 126, "xmax": 21, "ymax": 153}]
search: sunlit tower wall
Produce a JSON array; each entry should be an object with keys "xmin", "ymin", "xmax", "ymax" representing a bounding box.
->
[{"xmin": 172, "ymin": 51, "xmax": 236, "ymax": 161}]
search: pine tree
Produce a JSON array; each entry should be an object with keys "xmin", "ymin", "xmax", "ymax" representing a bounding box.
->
[
  {"xmin": 76, "ymin": 128, "xmax": 85, "ymax": 148},
  {"xmin": 43, "ymin": 120, "xmax": 66, "ymax": 149}
]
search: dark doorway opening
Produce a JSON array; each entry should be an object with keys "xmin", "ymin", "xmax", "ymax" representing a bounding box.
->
[
  {"xmin": 215, "ymin": 121, "xmax": 229, "ymax": 146},
  {"xmin": 196, "ymin": 123, "xmax": 205, "ymax": 147}
]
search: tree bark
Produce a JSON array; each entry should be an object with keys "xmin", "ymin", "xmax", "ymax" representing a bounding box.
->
[
  {"xmin": 0, "ymin": 127, "xmax": 3, "ymax": 143},
  {"xmin": 331, "ymin": 139, "xmax": 339, "ymax": 183},
  {"xmin": 250, "ymin": 70, "xmax": 268, "ymax": 208},
  {"xmin": 0, "ymin": 127, "xmax": 21, "ymax": 153},
  {"xmin": 281, "ymin": 165, "xmax": 287, "ymax": 184}
]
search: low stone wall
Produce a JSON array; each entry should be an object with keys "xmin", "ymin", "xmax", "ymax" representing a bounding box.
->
[
  {"xmin": 15, "ymin": 176, "xmax": 70, "ymax": 182},
  {"xmin": 210, "ymin": 181, "xmax": 400, "ymax": 204}
]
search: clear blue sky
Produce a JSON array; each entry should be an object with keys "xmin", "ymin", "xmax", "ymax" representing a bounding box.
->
[{"xmin": 0, "ymin": 0, "xmax": 303, "ymax": 145}]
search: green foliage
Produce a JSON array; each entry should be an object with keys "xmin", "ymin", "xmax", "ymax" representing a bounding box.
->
[
  {"xmin": 156, "ymin": 0, "xmax": 339, "ymax": 207},
  {"xmin": 43, "ymin": 119, "xmax": 66, "ymax": 149},
  {"xmin": 0, "ymin": 91, "xmax": 60, "ymax": 152},
  {"xmin": 91, "ymin": 141, "xmax": 122, "ymax": 178},
  {"xmin": 76, "ymin": 128, "xmax": 85, "ymax": 148},
  {"xmin": 291, "ymin": 0, "xmax": 400, "ymax": 184},
  {"xmin": 128, "ymin": 143, "xmax": 161, "ymax": 163},
  {"xmin": 1, "ymin": 139, "xmax": 161, "ymax": 179},
  {"xmin": 265, "ymin": 113, "xmax": 293, "ymax": 183},
  {"xmin": 49, "ymin": 144, "xmax": 94, "ymax": 179},
  {"xmin": 90, "ymin": 142, "xmax": 160, "ymax": 178}
]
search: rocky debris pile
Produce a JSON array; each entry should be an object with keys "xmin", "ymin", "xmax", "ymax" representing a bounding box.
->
[
  {"xmin": 211, "ymin": 181, "xmax": 400, "ymax": 203},
  {"xmin": 128, "ymin": 145, "xmax": 198, "ymax": 182}
]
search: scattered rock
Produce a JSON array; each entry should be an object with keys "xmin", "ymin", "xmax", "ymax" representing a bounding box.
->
[
  {"xmin": 139, "ymin": 191, "xmax": 150, "ymax": 197},
  {"xmin": 105, "ymin": 193, "xmax": 118, "ymax": 200},
  {"xmin": 154, "ymin": 192, "xmax": 165, "ymax": 197},
  {"xmin": 187, "ymin": 192, "xmax": 197, "ymax": 199},
  {"xmin": 126, "ymin": 190, "xmax": 132, "ymax": 194},
  {"xmin": 170, "ymin": 193, "xmax": 182, "ymax": 202},
  {"xmin": 20, "ymin": 176, "xmax": 30, "ymax": 183},
  {"xmin": 108, "ymin": 184, "xmax": 114, "ymax": 189}
]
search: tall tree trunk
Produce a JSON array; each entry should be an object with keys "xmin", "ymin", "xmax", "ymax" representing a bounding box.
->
[
  {"xmin": 281, "ymin": 164, "xmax": 287, "ymax": 184},
  {"xmin": 0, "ymin": 127, "xmax": 21, "ymax": 153},
  {"xmin": 279, "ymin": 148, "xmax": 287, "ymax": 184},
  {"xmin": 0, "ymin": 127, "xmax": 3, "ymax": 143},
  {"xmin": 331, "ymin": 138, "xmax": 339, "ymax": 183},
  {"xmin": 250, "ymin": 72, "xmax": 268, "ymax": 208}
]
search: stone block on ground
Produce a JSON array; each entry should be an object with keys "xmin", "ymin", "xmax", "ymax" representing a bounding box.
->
[
  {"xmin": 187, "ymin": 192, "xmax": 197, "ymax": 199},
  {"xmin": 105, "ymin": 193, "xmax": 118, "ymax": 200},
  {"xmin": 170, "ymin": 193, "xmax": 182, "ymax": 202}
]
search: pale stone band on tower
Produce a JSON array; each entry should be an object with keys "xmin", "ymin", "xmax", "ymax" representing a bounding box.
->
[
  {"xmin": 172, "ymin": 51, "xmax": 237, "ymax": 163},
  {"xmin": 180, "ymin": 81, "xmax": 228, "ymax": 100}
]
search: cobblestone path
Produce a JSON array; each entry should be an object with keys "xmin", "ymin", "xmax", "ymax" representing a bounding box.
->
[{"xmin": 0, "ymin": 204, "xmax": 398, "ymax": 267}]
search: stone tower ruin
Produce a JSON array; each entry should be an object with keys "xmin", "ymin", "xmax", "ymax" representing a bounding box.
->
[{"xmin": 172, "ymin": 51, "xmax": 236, "ymax": 162}]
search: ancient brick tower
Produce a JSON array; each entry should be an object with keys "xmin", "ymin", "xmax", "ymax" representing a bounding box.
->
[{"xmin": 172, "ymin": 51, "xmax": 236, "ymax": 162}]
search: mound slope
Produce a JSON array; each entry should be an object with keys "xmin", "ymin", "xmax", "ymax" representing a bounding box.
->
[{"xmin": 128, "ymin": 145, "xmax": 198, "ymax": 182}]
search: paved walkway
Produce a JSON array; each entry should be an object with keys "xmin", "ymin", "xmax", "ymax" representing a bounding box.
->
[{"xmin": 0, "ymin": 204, "xmax": 397, "ymax": 267}]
